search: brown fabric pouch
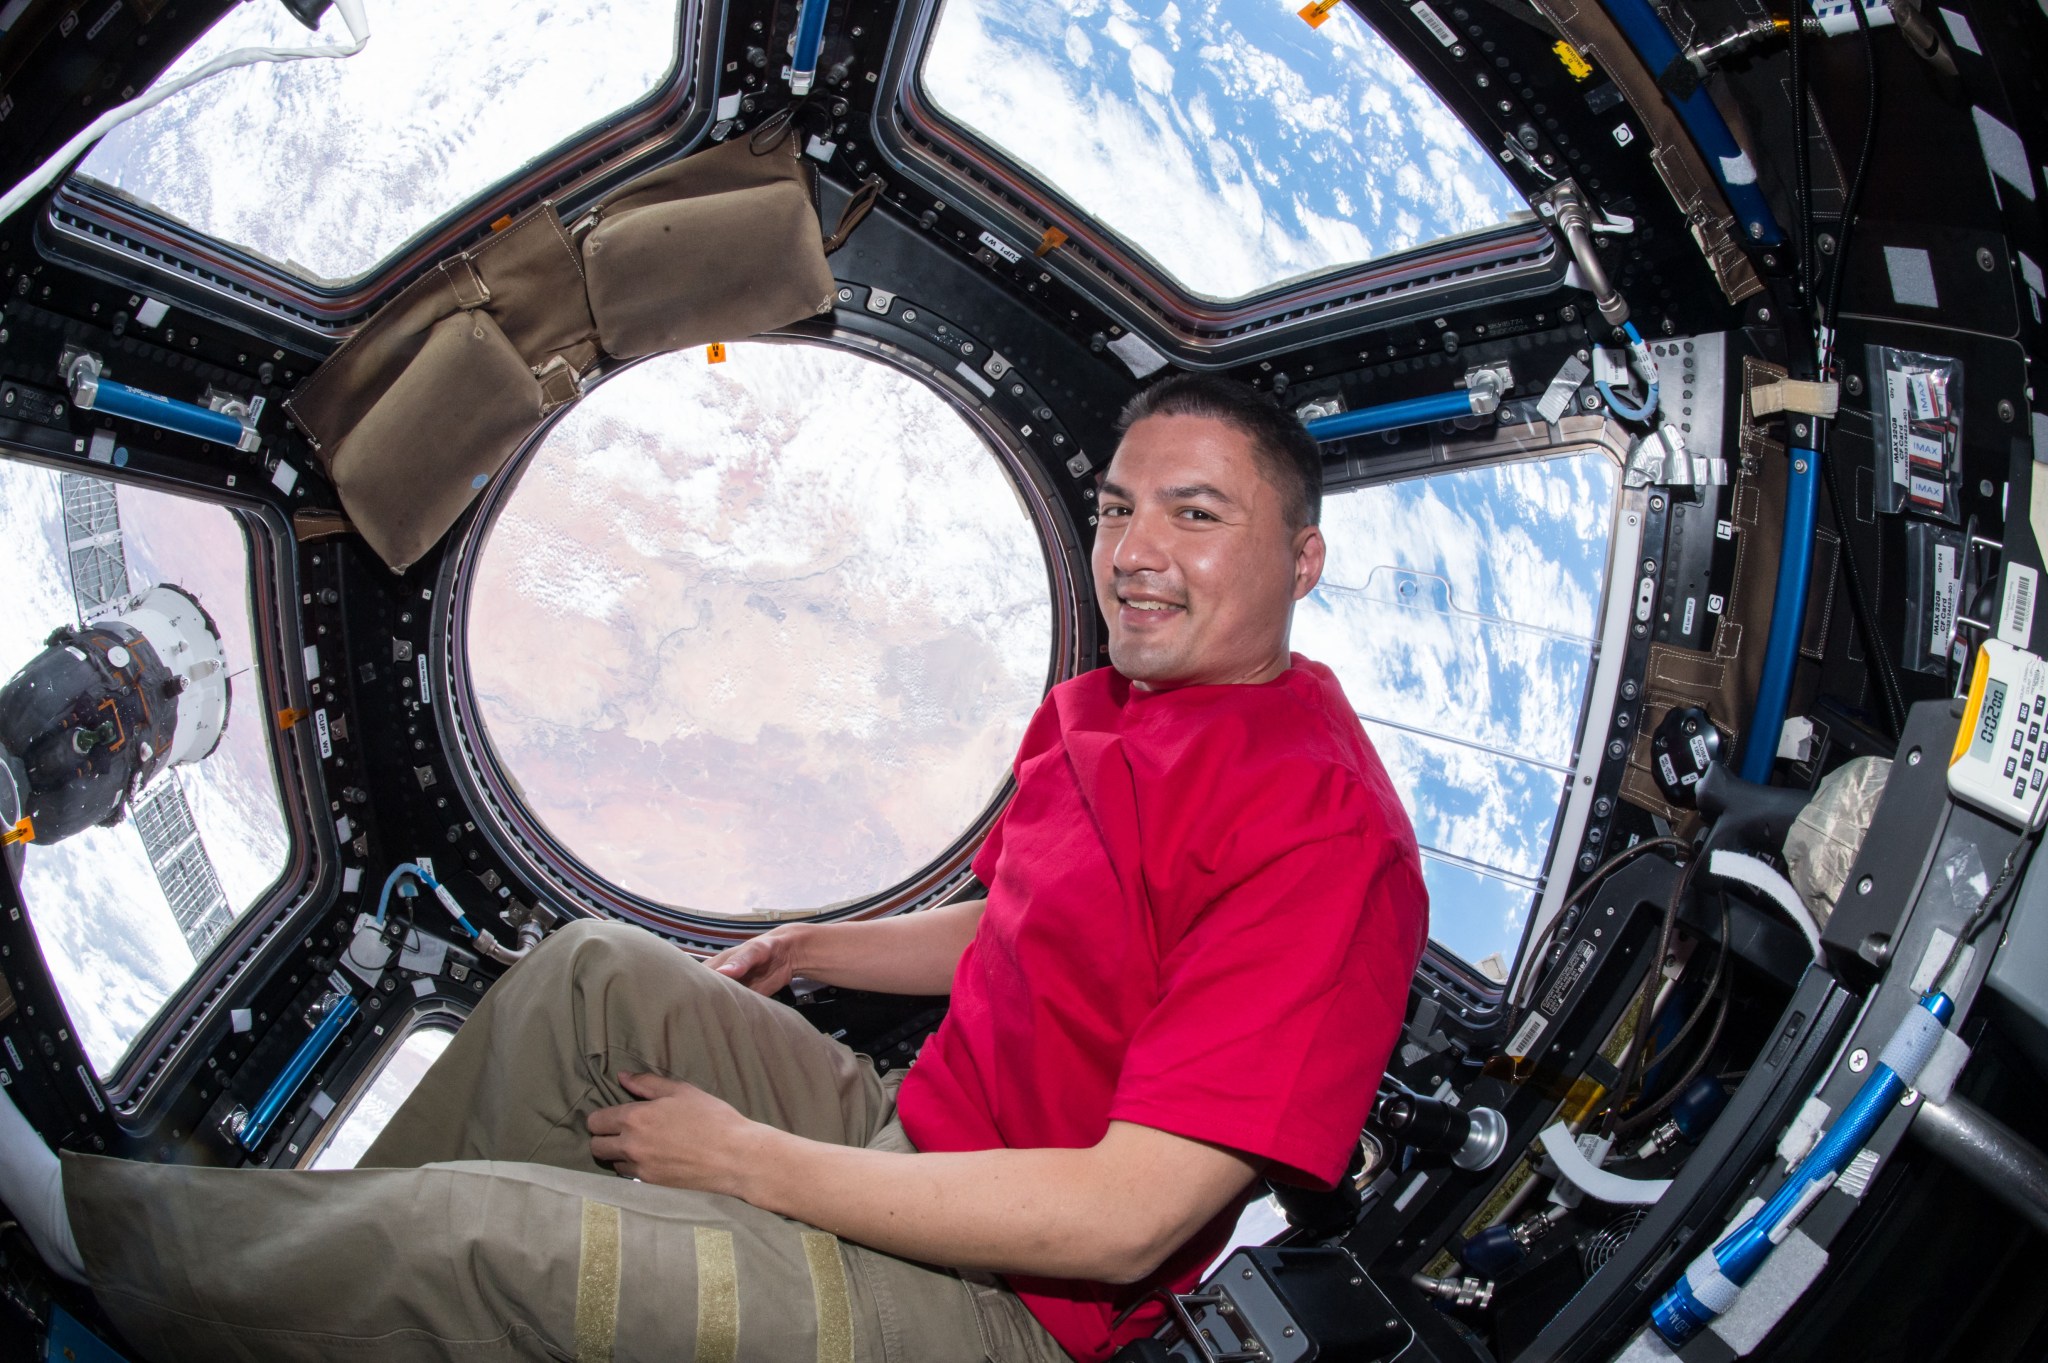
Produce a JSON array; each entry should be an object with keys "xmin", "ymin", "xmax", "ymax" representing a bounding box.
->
[
  {"xmin": 581, "ymin": 125, "xmax": 837, "ymax": 360},
  {"xmin": 284, "ymin": 205, "xmax": 597, "ymax": 572}
]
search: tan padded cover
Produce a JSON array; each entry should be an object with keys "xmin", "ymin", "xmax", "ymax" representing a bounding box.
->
[
  {"xmin": 284, "ymin": 205, "xmax": 596, "ymax": 571},
  {"xmin": 286, "ymin": 127, "xmax": 842, "ymax": 572},
  {"xmin": 582, "ymin": 132, "xmax": 837, "ymax": 360}
]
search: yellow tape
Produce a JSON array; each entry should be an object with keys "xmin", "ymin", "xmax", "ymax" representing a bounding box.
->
[
  {"xmin": 575, "ymin": 1201, "xmax": 622, "ymax": 1363},
  {"xmin": 1954, "ymin": 646, "xmax": 1992, "ymax": 767},
  {"xmin": 802, "ymin": 1232, "xmax": 855, "ymax": 1363},
  {"xmin": 695, "ymin": 1226, "xmax": 740, "ymax": 1363},
  {"xmin": 1553, "ymin": 39, "xmax": 1593, "ymax": 79}
]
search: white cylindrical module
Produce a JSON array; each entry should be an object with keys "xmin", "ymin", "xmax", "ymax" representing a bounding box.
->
[{"xmin": 117, "ymin": 584, "xmax": 231, "ymax": 767}]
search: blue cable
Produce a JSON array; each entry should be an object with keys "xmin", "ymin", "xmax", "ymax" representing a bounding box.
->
[
  {"xmin": 374, "ymin": 861, "xmax": 477, "ymax": 938},
  {"xmin": 1596, "ymin": 321, "xmax": 1661, "ymax": 423}
]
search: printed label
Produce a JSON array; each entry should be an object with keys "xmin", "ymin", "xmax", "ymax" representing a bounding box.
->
[
  {"xmin": 2000, "ymin": 564, "xmax": 2039, "ymax": 646},
  {"xmin": 1932, "ymin": 544, "xmax": 1961, "ymax": 657},
  {"xmin": 977, "ymin": 231, "xmax": 1022, "ymax": 265},
  {"xmin": 1909, "ymin": 431, "xmax": 1947, "ymax": 469},
  {"xmin": 1506, "ymin": 1010, "xmax": 1548, "ymax": 1057},
  {"xmin": 1886, "ymin": 371, "xmax": 1913, "ymax": 487},
  {"xmin": 1682, "ymin": 596, "xmax": 1697, "ymax": 636},
  {"xmin": 314, "ymin": 707, "xmax": 332, "ymax": 759},
  {"xmin": 1542, "ymin": 939, "xmax": 1597, "ymax": 1016},
  {"xmin": 1410, "ymin": 0, "xmax": 1458, "ymax": 46},
  {"xmin": 417, "ymin": 653, "xmax": 432, "ymax": 705},
  {"xmin": 1909, "ymin": 473, "xmax": 1948, "ymax": 507},
  {"xmin": 1909, "ymin": 370, "xmax": 1938, "ymax": 420}
]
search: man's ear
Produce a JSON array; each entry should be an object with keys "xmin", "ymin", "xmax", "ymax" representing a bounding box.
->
[{"xmin": 1291, "ymin": 524, "xmax": 1326, "ymax": 601}]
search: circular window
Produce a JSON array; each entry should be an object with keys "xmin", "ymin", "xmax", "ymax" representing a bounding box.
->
[{"xmin": 454, "ymin": 339, "xmax": 1059, "ymax": 922}]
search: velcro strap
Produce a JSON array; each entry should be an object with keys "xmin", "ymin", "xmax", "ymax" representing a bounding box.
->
[
  {"xmin": 801, "ymin": 1232, "xmax": 855, "ymax": 1363},
  {"xmin": 1750, "ymin": 378, "xmax": 1839, "ymax": 419},
  {"xmin": 575, "ymin": 1200, "xmax": 622, "ymax": 1363},
  {"xmin": 695, "ymin": 1226, "xmax": 740, "ymax": 1363},
  {"xmin": 824, "ymin": 176, "xmax": 885, "ymax": 254},
  {"xmin": 440, "ymin": 255, "xmax": 492, "ymax": 310},
  {"xmin": 534, "ymin": 355, "xmax": 582, "ymax": 412}
]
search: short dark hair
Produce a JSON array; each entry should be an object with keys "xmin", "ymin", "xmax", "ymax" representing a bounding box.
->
[{"xmin": 1114, "ymin": 374, "xmax": 1323, "ymax": 529}]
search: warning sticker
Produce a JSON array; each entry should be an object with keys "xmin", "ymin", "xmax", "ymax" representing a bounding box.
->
[{"xmin": 1553, "ymin": 39, "xmax": 1593, "ymax": 79}]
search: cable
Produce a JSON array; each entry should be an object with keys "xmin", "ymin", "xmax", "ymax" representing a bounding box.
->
[
  {"xmin": 1595, "ymin": 321, "xmax": 1662, "ymax": 423},
  {"xmin": 1789, "ymin": 0, "xmax": 1813, "ymax": 315},
  {"xmin": 1512, "ymin": 837, "xmax": 1689, "ymax": 1013},
  {"xmin": 0, "ymin": 0, "xmax": 371, "ymax": 227},
  {"xmin": 1809, "ymin": 0, "xmax": 1908, "ymax": 735},
  {"xmin": 1618, "ymin": 893, "xmax": 1734, "ymax": 1137},
  {"xmin": 1604, "ymin": 852, "xmax": 1701, "ymax": 1137}
]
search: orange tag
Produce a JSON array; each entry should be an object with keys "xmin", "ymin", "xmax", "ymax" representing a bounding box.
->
[
  {"xmin": 3, "ymin": 817, "xmax": 34, "ymax": 847},
  {"xmin": 707, "ymin": 343, "xmax": 728, "ymax": 363},
  {"xmin": 277, "ymin": 707, "xmax": 308, "ymax": 730},
  {"xmin": 489, "ymin": 214, "xmax": 515, "ymax": 232},
  {"xmin": 1034, "ymin": 227, "xmax": 1069, "ymax": 257},
  {"xmin": 1298, "ymin": 0, "xmax": 1340, "ymax": 28}
]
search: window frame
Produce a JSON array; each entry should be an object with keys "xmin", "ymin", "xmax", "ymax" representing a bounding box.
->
[
  {"xmin": 1314, "ymin": 423, "xmax": 1643, "ymax": 1018},
  {"xmin": 297, "ymin": 1005, "xmax": 465, "ymax": 1170},
  {"xmin": 432, "ymin": 325, "xmax": 1091, "ymax": 951},
  {"xmin": 0, "ymin": 445, "xmax": 335, "ymax": 1116},
  {"xmin": 39, "ymin": 0, "xmax": 720, "ymax": 338},
  {"xmin": 873, "ymin": 0, "xmax": 1563, "ymax": 366}
]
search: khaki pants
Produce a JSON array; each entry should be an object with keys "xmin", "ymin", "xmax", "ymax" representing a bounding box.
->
[{"xmin": 64, "ymin": 920, "xmax": 1070, "ymax": 1363}]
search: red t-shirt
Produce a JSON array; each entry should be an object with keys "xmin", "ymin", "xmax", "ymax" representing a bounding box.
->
[{"xmin": 895, "ymin": 655, "xmax": 1428, "ymax": 1362}]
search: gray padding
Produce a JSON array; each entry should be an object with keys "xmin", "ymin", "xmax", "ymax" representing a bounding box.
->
[
  {"xmin": 1709, "ymin": 1229, "xmax": 1828, "ymax": 1356},
  {"xmin": 1915, "ymin": 1028, "xmax": 1973, "ymax": 1106},
  {"xmin": 1615, "ymin": 1327, "xmax": 1681, "ymax": 1362}
]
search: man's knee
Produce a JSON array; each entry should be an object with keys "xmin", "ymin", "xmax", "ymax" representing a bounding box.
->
[{"xmin": 520, "ymin": 917, "xmax": 710, "ymax": 995}]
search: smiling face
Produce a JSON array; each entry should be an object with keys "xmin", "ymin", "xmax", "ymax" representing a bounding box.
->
[{"xmin": 1092, "ymin": 413, "xmax": 1326, "ymax": 689}]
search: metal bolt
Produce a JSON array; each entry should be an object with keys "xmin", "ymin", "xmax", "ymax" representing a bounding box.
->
[
  {"xmin": 1857, "ymin": 875, "xmax": 1874, "ymax": 896},
  {"xmin": 1845, "ymin": 374, "xmax": 1864, "ymax": 397},
  {"xmin": 836, "ymin": 287, "xmax": 852, "ymax": 302},
  {"xmin": 1978, "ymin": 247, "xmax": 1996, "ymax": 271},
  {"xmin": 1794, "ymin": 458, "xmax": 1808, "ymax": 474},
  {"xmin": 1650, "ymin": 495, "xmax": 1665, "ymax": 511},
  {"xmin": 1849, "ymin": 1048, "xmax": 1869, "ymax": 1073},
  {"xmin": 1579, "ymin": 852, "xmax": 1597, "ymax": 871},
  {"xmin": 1908, "ymin": 747, "xmax": 1922, "ymax": 766},
  {"xmin": 1756, "ymin": 307, "xmax": 1772, "ymax": 323},
  {"xmin": 1595, "ymin": 796, "xmax": 1614, "ymax": 817},
  {"xmin": 1998, "ymin": 399, "xmax": 2017, "ymax": 423},
  {"xmin": 1608, "ymin": 738, "xmax": 1626, "ymax": 758},
  {"xmin": 1794, "ymin": 422, "xmax": 1809, "ymax": 439},
  {"xmin": 1901, "ymin": 1088, "xmax": 1920, "ymax": 1107},
  {"xmin": 1749, "ymin": 222, "xmax": 1764, "ymax": 239},
  {"xmin": 1817, "ymin": 234, "xmax": 1835, "ymax": 256}
]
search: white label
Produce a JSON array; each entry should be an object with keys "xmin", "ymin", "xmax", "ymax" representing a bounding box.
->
[
  {"xmin": 1593, "ymin": 346, "xmax": 1630, "ymax": 386},
  {"xmin": 1932, "ymin": 544, "xmax": 1961, "ymax": 655},
  {"xmin": 1505, "ymin": 1010, "xmax": 1548, "ymax": 1056},
  {"xmin": 314, "ymin": 707, "xmax": 332, "ymax": 758},
  {"xmin": 271, "ymin": 461, "xmax": 299, "ymax": 494},
  {"xmin": 417, "ymin": 653, "xmax": 432, "ymax": 705},
  {"xmin": 1410, "ymin": 0, "xmax": 1458, "ymax": 46},
  {"xmin": 302, "ymin": 643, "xmax": 321, "ymax": 681},
  {"xmin": 135, "ymin": 297, "xmax": 168, "ymax": 328},
  {"xmin": 1885, "ymin": 372, "xmax": 1913, "ymax": 487},
  {"xmin": 1708, "ymin": 593, "xmax": 1726, "ymax": 615},
  {"xmin": 77, "ymin": 1065, "xmax": 104, "ymax": 1113},
  {"xmin": 1909, "ymin": 371, "xmax": 1938, "ymax": 419},
  {"xmin": 2000, "ymin": 564, "xmax": 2038, "ymax": 645},
  {"xmin": 976, "ymin": 230, "xmax": 1022, "ymax": 264},
  {"xmin": 1908, "ymin": 431, "xmax": 1947, "ymax": 469},
  {"xmin": 1682, "ymin": 596, "xmax": 1697, "ymax": 636},
  {"xmin": 1909, "ymin": 473, "xmax": 1947, "ymax": 507},
  {"xmin": 1715, "ymin": 518, "xmax": 1734, "ymax": 540}
]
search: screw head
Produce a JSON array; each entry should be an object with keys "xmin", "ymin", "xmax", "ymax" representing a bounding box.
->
[
  {"xmin": 1756, "ymin": 306, "xmax": 1772, "ymax": 323},
  {"xmin": 1998, "ymin": 399, "xmax": 2017, "ymax": 423},
  {"xmin": 1978, "ymin": 246, "xmax": 1996, "ymax": 271},
  {"xmin": 1850, "ymin": 1048, "xmax": 1870, "ymax": 1073}
]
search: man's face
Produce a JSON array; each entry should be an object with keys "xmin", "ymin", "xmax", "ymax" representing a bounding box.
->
[{"xmin": 1092, "ymin": 413, "xmax": 1325, "ymax": 689}]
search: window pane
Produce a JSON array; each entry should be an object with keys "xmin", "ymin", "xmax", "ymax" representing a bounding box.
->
[
  {"xmin": 922, "ymin": 0, "xmax": 1529, "ymax": 302},
  {"xmin": 0, "ymin": 460, "xmax": 292, "ymax": 1076},
  {"xmin": 466, "ymin": 341, "xmax": 1054, "ymax": 918},
  {"xmin": 75, "ymin": 2, "xmax": 685, "ymax": 286},
  {"xmin": 1297, "ymin": 451, "xmax": 1619, "ymax": 974},
  {"xmin": 311, "ymin": 1025, "xmax": 455, "ymax": 1170}
]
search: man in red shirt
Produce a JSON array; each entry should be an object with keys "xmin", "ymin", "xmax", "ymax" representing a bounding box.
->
[{"xmin": 0, "ymin": 376, "xmax": 1426, "ymax": 1363}]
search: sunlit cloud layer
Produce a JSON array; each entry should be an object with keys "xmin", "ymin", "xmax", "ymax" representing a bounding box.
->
[
  {"xmin": 80, "ymin": 1, "xmax": 681, "ymax": 284},
  {"xmin": 1297, "ymin": 451, "xmax": 1619, "ymax": 972},
  {"xmin": 925, "ymin": 0, "xmax": 1529, "ymax": 300}
]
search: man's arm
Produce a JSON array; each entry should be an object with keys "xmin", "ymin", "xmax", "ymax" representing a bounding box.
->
[
  {"xmin": 588, "ymin": 1073, "xmax": 1258, "ymax": 1283},
  {"xmin": 707, "ymin": 898, "xmax": 985, "ymax": 995}
]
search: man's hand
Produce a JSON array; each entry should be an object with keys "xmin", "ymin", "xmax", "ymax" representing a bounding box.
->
[
  {"xmin": 587, "ymin": 1072, "xmax": 760, "ymax": 1190},
  {"xmin": 706, "ymin": 926, "xmax": 804, "ymax": 995}
]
